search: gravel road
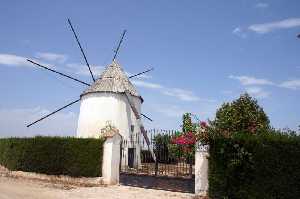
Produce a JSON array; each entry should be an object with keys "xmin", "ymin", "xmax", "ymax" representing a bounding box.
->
[{"xmin": 0, "ymin": 177, "xmax": 195, "ymax": 199}]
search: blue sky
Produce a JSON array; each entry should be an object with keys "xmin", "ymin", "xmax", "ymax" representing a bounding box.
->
[{"xmin": 0, "ymin": 0, "xmax": 300, "ymax": 137}]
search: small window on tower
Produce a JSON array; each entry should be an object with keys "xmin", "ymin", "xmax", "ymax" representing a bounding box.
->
[{"xmin": 131, "ymin": 125, "xmax": 134, "ymax": 132}]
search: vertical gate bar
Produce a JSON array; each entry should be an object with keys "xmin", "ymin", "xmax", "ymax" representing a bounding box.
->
[
  {"xmin": 184, "ymin": 154, "xmax": 186, "ymax": 176},
  {"xmin": 149, "ymin": 150, "xmax": 151, "ymax": 175},
  {"xmin": 181, "ymin": 146, "xmax": 183, "ymax": 176},
  {"xmin": 190, "ymin": 156, "xmax": 192, "ymax": 177},
  {"xmin": 165, "ymin": 139, "xmax": 167, "ymax": 176},
  {"xmin": 136, "ymin": 135, "xmax": 137, "ymax": 173},
  {"xmin": 166, "ymin": 131, "xmax": 168, "ymax": 176},
  {"xmin": 155, "ymin": 139, "xmax": 158, "ymax": 176},
  {"xmin": 185, "ymin": 155, "xmax": 188, "ymax": 177},
  {"xmin": 166, "ymin": 145, "xmax": 168, "ymax": 176},
  {"xmin": 168, "ymin": 131, "xmax": 171, "ymax": 176},
  {"xmin": 126, "ymin": 140, "xmax": 128, "ymax": 173},
  {"xmin": 176, "ymin": 153, "xmax": 178, "ymax": 177},
  {"xmin": 185, "ymin": 151, "xmax": 187, "ymax": 176},
  {"xmin": 120, "ymin": 141, "xmax": 122, "ymax": 173}
]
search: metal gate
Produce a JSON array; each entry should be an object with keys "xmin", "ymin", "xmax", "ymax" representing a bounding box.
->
[{"xmin": 120, "ymin": 130, "xmax": 195, "ymax": 193}]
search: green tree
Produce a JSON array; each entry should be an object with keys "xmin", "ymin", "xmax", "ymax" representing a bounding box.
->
[
  {"xmin": 210, "ymin": 93, "xmax": 270, "ymax": 134},
  {"xmin": 182, "ymin": 113, "xmax": 195, "ymax": 133}
]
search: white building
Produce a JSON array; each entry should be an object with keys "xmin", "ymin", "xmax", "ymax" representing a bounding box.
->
[{"xmin": 77, "ymin": 60, "xmax": 143, "ymax": 167}]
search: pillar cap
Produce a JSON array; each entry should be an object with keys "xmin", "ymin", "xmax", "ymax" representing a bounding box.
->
[{"xmin": 101, "ymin": 121, "xmax": 121, "ymax": 138}]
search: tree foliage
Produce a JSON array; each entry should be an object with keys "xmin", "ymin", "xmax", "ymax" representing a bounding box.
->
[
  {"xmin": 182, "ymin": 113, "xmax": 195, "ymax": 133},
  {"xmin": 210, "ymin": 93, "xmax": 270, "ymax": 135}
]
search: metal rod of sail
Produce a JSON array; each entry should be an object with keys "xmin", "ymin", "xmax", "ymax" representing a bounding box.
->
[
  {"xmin": 113, "ymin": 30, "xmax": 126, "ymax": 61},
  {"xmin": 27, "ymin": 59, "xmax": 91, "ymax": 86},
  {"xmin": 141, "ymin": 113, "xmax": 153, "ymax": 122},
  {"xmin": 67, "ymin": 18, "xmax": 95, "ymax": 82},
  {"xmin": 128, "ymin": 68, "xmax": 154, "ymax": 79},
  {"xmin": 26, "ymin": 99, "xmax": 80, "ymax": 127}
]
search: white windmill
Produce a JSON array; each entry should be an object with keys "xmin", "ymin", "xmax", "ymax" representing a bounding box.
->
[
  {"xmin": 77, "ymin": 59, "xmax": 143, "ymax": 139},
  {"xmin": 26, "ymin": 20, "xmax": 155, "ymax": 167}
]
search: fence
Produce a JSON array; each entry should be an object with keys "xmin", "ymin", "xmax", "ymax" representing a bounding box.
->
[{"xmin": 120, "ymin": 129, "xmax": 195, "ymax": 179}]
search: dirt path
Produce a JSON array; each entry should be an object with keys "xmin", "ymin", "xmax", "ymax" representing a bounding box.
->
[{"xmin": 0, "ymin": 177, "xmax": 195, "ymax": 199}]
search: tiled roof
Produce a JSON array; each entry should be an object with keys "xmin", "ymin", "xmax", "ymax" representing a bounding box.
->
[{"xmin": 81, "ymin": 60, "xmax": 142, "ymax": 101}]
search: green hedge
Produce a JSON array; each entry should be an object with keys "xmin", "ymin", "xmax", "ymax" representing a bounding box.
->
[
  {"xmin": 209, "ymin": 132, "xmax": 300, "ymax": 199},
  {"xmin": 0, "ymin": 137, "xmax": 104, "ymax": 177}
]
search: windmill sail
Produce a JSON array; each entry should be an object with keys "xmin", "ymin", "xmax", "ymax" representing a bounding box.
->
[
  {"xmin": 141, "ymin": 113, "xmax": 153, "ymax": 122},
  {"xmin": 67, "ymin": 18, "xmax": 95, "ymax": 82},
  {"xmin": 128, "ymin": 68, "xmax": 154, "ymax": 79},
  {"xmin": 27, "ymin": 59, "xmax": 90, "ymax": 86},
  {"xmin": 124, "ymin": 90, "xmax": 156, "ymax": 161},
  {"xmin": 27, "ymin": 99, "xmax": 80, "ymax": 127},
  {"xmin": 113, "ymin": 30, "xmax": 126, "ymax": 61}
]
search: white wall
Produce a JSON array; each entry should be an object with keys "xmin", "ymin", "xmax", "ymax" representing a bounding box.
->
[
  {"xmin": 77, "ymin": 92, "xmax": 142, "ymax": 139},
  {"xmin": 102, "ymin": 133, "xmax": 122, "ymax": 185},
  {"xmin": 195, "ymin": 142, "xmax": 209, "ymax": 196}
]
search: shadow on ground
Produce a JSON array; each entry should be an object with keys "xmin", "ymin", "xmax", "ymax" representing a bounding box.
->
[{"xmin": 120, "ymin": 173, "xmax": 195, "ymax": 193}]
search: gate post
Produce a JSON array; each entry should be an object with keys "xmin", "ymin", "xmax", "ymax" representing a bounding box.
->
[
  {"xmin": 102, "ymin": 129, "xmax": 122, "ymax": 185},
  {"xmin": 155, "ymin": 159, "xmax": 158, "ymax": 176},
  {"xmin": 195, "ymin": 141, "xmax": 209, "ymax": 196}
]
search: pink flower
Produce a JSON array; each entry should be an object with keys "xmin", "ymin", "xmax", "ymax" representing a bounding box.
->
[
  {"xmin": 200, "ymin": 121, "xmax": 208, "ymax": 128},
  {"xmin": 172, "ymin": 132, "xmax": 196, "ymax": 145}
]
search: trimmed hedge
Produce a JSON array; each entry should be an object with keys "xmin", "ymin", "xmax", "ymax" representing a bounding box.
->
[
  {"xmin": 209, "ymin": 133, "xmax": 300, "ymax": 199},
  {"xmin": 0, "ymin": 137, "xmax": 104, "ymax": 177}
]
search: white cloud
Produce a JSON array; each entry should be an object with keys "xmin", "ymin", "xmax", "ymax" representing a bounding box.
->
[
  {"xmin": 245, "ymin": 87, "xmax": 270, "ymax": 98},
  {"xmin": 154, "ymin": 105, "xmax": 186, "ymax": 118},
  {"xmin": 255, "ymin": 2, "xmax": 269, "ymax": 8},
  {"xmin": 229, "ymin": 75, "xmax": 273, "ymax": 99},
  {"xmin": 162, "ymin": 87, "xmax": 216, "ymax": 102},
  {"xmin": 0, "ymin": 53, "xmax": 104, "ymax": 78},
  {"xmin": 232, "ymin": 27, "xmax": 247, "ymax": 38},
  {"xmin": 35, "ymin": 52, "xmax": 68, "ymax": 63},
  {"xmin": 132, "ymin": 80, "xmax": 206, "ymax": 102},
  {"xmin": 0, "ymin": 53, "xmax": 56, "ymax": 70},
  {"xmin": 66, "ymin": 63, "xmax": 103, "ymax": 78},
  {"xmin": 279, "ymin": 79, "xmax": 300, "ymax": 90},
  {"xmin": 229, "ymin": 75, "xmax": 300, "ymax": 93},
  {"xmin": 0, "ymin": 54, "xmax": 32, "ymax": 67},
  {"xmin": 162, "ymin": 88, "xmax": 200, "ymax": 102},
  {"xmin": 132, "ymin": 80, "xmax": 163, "ymax": 89},
  {"xmin": 229, "ymin": 75, "xmax": 274, "ymax": 86},
  {"xmin": 0, "ymin": 107, "xmax": 77, "ymax": 138},
  {"xmin": 249, "ymin": 18, "xmax": 300, "ymax": 34}
]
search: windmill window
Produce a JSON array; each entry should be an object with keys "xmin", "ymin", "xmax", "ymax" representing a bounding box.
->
[{"xmin": 131, "ymin": 125, "xmax": 134, "ymax": 132}]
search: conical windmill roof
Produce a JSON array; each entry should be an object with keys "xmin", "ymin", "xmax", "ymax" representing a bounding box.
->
[{"xmin": 81, "ymin": 60, "xmax": 143, "ymax": 102}]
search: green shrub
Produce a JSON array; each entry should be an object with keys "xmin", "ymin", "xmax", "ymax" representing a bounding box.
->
[
  {"xmin": 208, "ymin": 132, "xmax": 300, "ymax": 199},
  {"xmin": 210, "ymin": 93, "xmax": 270, "ymax": 135},
  {"xmin": 0, "ymin": 136, "xmax": 104, "ymax": 177}
]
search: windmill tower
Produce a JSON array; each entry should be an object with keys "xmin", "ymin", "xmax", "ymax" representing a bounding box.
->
[
  {"xmin": 77, "ymin": 60, "xmax": 143, "ymax": 139},
  {"xmin": 26, "ymin": 20, "xmax": 155, "ymax": 166}
]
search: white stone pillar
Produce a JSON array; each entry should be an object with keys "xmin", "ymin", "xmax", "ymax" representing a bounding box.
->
[
  {"xmin": 195, "ymin": 142, "xmax": 209, "ymax": 196},
  {"xmin": 102, "ymin": 132, "xmax": 122, "ymax": 185}
]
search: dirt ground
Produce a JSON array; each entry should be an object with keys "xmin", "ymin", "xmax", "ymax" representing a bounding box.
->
[{"xmin": 0, "ymin": 177, "xmax": 196, "ymax": 199}]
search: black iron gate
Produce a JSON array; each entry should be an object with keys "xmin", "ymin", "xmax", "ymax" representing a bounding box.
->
[{"xmin": 120, "ymin": 130, "xmax": 195, "ymax": 193}]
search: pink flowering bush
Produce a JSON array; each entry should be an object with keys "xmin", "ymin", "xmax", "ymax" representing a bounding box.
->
[
  {"xmin": 171, "ymin": 132, "xmax": 196, "ymax": 145},
  {"xmin": 167, "ymin": 113, "xmax": 210, "ymax": 162},
  {"xmin": 170, "ymin": 132, "xmax": 196, "ymax": 157},
  {"xmin": 195, "ymin": 121, "xmax": 210, "ymax": 143}
]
